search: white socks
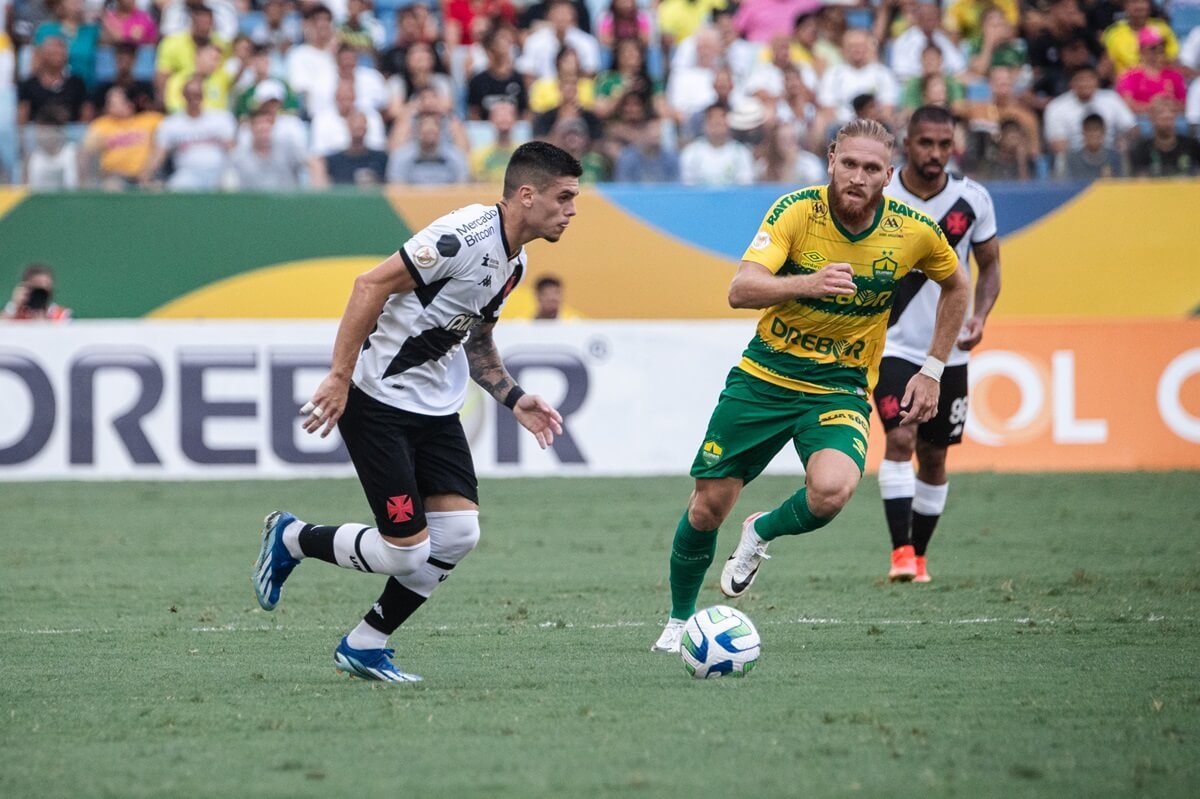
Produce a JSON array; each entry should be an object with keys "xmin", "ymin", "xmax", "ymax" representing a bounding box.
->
[
  {"xmin": 878, "ymin": 459, "xmax": 916, "ymax": 500},
  {"xmin": 286, "ymin": 521, "xmax": 430, "ymax": 576},
  {"xmin": 913, "ymin": 480, "xmax": 949, "ymax": 516},
  {"xmin": 347, "ymin": 620, "xmax": 389, "ymax": 650}
]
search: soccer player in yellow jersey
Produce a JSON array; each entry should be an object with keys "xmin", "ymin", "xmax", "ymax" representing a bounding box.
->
[{"xmin": 653, "ymin": 119, "xmax": 969, "ymax": 653}]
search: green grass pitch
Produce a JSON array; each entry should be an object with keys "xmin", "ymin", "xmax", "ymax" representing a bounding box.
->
[{"xmin": 2, "ymin": 473, "xmax": 1198, "ymax": 798}]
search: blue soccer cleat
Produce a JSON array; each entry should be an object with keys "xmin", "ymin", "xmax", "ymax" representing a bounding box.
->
[
  {"xmin": 334, "ymin": 637, "xmax": 423, "ymax": 683},
  {"xmin": 253, "ymin": 511, "xmax": 300, "ymax": 611}
]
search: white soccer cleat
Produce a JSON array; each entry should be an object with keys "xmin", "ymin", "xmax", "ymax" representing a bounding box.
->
[
  {"xmin": 720, "ymin": 512, "xmax": 771, "ymax": 598},
  {"xmin": 651, "ymin": 618, "xmax": 686, "ymax": 653}
]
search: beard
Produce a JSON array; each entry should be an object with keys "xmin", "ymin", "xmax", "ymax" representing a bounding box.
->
[
  {"xmin": 917, "ymin": 160, "xmax": 945, "ymax": 181},
  {"xmin": 829, "ymin": 180, "xmax": 883, "ymax": 228}
]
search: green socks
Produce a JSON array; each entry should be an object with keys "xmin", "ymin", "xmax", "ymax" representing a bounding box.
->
[
  {"xmin": 755, "ymin": 488, "xmax": 835, "ymax": 541},
  {"xmin": 668, "ymin": 510, "xmax": 718, "ymax": 620}
]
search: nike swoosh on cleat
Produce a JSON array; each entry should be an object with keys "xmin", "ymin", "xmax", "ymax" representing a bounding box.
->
[{"xmin": 728, "ymin": 567, "xmax": 758, "ymax": 595}]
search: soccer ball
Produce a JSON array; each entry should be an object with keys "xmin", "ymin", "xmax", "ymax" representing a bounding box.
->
[{"xmin": 680, "ymin": 605, "xmax": 761, "ymax": 678}]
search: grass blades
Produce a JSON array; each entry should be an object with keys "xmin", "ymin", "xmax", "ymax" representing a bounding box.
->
[{"xmin": 1, "ymin": 473, "xmax": 1197, "ymax": 797}]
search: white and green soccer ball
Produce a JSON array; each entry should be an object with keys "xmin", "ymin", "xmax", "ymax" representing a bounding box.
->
[{"xmin": 680, "ymin": 605, "xmax": 761, "ymax": 679}]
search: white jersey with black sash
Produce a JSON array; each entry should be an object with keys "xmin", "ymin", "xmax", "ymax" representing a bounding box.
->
[
  {"xmin": 882, "ymin": 173, "xmax": 997, "ymax": 367},
  {"xmin": 352, "ymin": 203, "xmax": 526, "ymax": 415}
]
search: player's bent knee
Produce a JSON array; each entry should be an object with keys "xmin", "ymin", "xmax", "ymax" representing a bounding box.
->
[
  {"xmin": 374, "ymin": 534, "xmax": 431, "ymax": 576},
  {"xmin": 808, "ymin": 480, "xmax": 856, "ymax": 518},
  {"xmin": 426, "ymin": 510, "xmax": 481, "ymax": 562},
  {"xmin": 688, "ymin": 482, "xmax": 738, "ymax": 529},
  {"xmin": 688, "ymin": 498, "xmax": 730, "ymax": 531}
]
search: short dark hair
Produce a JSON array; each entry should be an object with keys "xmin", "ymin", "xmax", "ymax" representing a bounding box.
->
[
  {"xmin": 114, "ymin": 42, "xmax": 138, "ymax": 56},
  {"xmin": 1068, "ymin": 64, "xmax": 1098, "ymax": 81},
  {"xmin": 535, "ymin": 275, "xmax": 562, "ymax": 292},
  {"xmin": 851, "ymin": 93, "xmax": 877, "ymax": 115},
  {"xmin": 794, "ymin": 10, "xmax": 818, "ymax": 27},
  {"xmin": 1082, "ymin": 112, "xmax": 1106, "ymax": 129},
  {"xmin": 21, "ymin": 263, "xmax": 54, "ymax": 282},
  {"xmin": 481, "ymin": 21, "xmax": 511, "ymax": 51},
  {"xmin": 502, "ymin": 142, "xmax": 582, "ymax": 198},
  {"xmin": 305, "ymin": 4, "xmax": 332, "ymax": 20},
  {"xmin": 909, "ymin": 104, "xmax": 956, "ymax": 132},
  {"xmin": 703, "ymin": 102, "xmax": 729, "ymax": 119}
]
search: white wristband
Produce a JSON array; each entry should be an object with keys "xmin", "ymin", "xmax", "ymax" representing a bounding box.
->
[{"xmin": 919, "ymin": 356, "xmax": 945, "ymax": 382}]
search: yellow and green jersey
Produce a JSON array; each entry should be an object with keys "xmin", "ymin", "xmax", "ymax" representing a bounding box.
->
[{"xmin": 738, "ymin": 184, "xmax": 959, "ymax": 397}]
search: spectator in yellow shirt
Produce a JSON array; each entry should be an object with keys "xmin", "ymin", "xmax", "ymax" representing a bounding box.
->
[
  {"xmin": 528, "ymin": 47, "xmax": 596, "ymax": 115},
  {"xmin": 164, "ymin": 42, "xmax": 233, "ymax": 112},
  {"xmin": 469, "ymin": 97, "xmax": 523, "ymax": 182},
  {"xmin": 81, "ymin": 86, "xmax": 163, "ymax": 188},
  {"xmin": 1102, "ymin": 0, "xmax": 1178, "ymax": 76},
  {"xmin": 658, "ymin": 0, "xmax": 728, "ymax": 50},
  {"xmin": 942, "ymin": 0, "xmax": 1019, "ymax": 47},
  {"xmin": 155, "ymin": 5, "xmax": 229, "ymax": 97}
]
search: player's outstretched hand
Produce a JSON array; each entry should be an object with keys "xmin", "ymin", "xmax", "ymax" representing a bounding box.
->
[
  {"xmin": 957, "ymin": 316, "xmax": 985, "ymax": 350},
  {"xmin": 301, "ymin": 374, "xmax": 350, "ymax": 438},
  {"xmin": 804, "ymin": 263, "xmax": 857, "ymax": 297},
  {"xmin": 513, "ymin": 394, "xmax": 564, "ymax": 450},
  {"xmin": 899, "ymin": 373, "xmax": 941, "ymax": 426}
]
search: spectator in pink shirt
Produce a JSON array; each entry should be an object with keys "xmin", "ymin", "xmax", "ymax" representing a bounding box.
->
[
  {"xmin": 1116, "ymin": 26, "xmax": 1186, "ymax": 114},
  {"xmin": 103, "ymin": 0, "xmax": 159, "ymax": 46},
  {"xmin": 597, "ymin": 0, "xmax": 652, "ymax": 50},
  {"xmin": 735, "ymin": 0, "xmax": 822, "ymax": 43}
]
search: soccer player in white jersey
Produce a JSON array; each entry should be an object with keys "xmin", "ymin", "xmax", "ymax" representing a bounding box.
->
[
  {"xmin": 874, "ymin": 106, "xmax": 1002, "ymax": 583},
  {"xmin": 252, "ymin": 142, "xmax": 581, "ymax": 681}
]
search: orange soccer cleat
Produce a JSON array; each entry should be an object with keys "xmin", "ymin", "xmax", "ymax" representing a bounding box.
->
[
  {"xmin": 913, "ymin": 556, "xmax": 931, "ymax": 583},
  {"xmin": 888, "ymin": 545, "xmax": 917, "ymax": 582}
]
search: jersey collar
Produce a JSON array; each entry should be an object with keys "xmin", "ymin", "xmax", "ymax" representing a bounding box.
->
[
  {"xmin": 829, "ymin": 194, "xmax": 884, "ymax": 243},
  {"xmin": 495, "ymin": 203, "xmax": 519, "ymax": 261},
  {"xmin": 898, "ymin": 169, "xmax": 950, "ymax": 201}
]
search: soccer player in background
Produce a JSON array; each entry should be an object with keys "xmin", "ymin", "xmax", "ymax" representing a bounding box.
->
[
  {"xmin": 253, "ymin": 142, "xmax": 581, "ymax": 681},
  {"xmin": 874, "ymin": 106, "xmax": 1002, "ymax": 583},
  {"xmin": 653, "ymin": 119, "xmax": 969, "ymax": 653}
]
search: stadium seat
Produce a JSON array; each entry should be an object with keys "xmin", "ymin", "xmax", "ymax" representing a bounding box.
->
[
  {"xmin": 965, "ymin": 81, "xmax": 993, "ymax": 102},
  {"xmin": 94, "ymin": 46, "xmax": 117, "ymax": 84},
  {"xmin": 0, "ymin": 89, "xmax": 16, "ymax": 182},
  {"xmin": 1136, "ymin": 113, "xmax": 1193, "ymax": 137},
  {"xmin": 16, "ymin": 43, "xmax": 33, "ymax": 80},
  {"xmin": 380, "ymin": 13, "xmax": 398, "ymax": 47},
  {"xmin": 134, "ymin": 46, "xmax": 157, "ymax": 81},
  {"xmin": 94, "ymin": 44, "xmax": 157, "ymax": 83},
  {"xmin": 1171, "ymin": 5, "xmax": 1200, "ymax": 37},
  {"xmin": 847, "ymin": 8, "xmax": 874, "ymax": 29},
  {"xmin": 1034, "ymin": 154, "xmax": 1051, "ymax": 181},
  {"xmin": 239, "ymin": 10, "xmax": 265, "ymax": 37}
]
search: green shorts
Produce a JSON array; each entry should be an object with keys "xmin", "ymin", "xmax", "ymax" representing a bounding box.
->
[{"xmin": 690, "ymin": 367, "xmax": 871, "ymax": 482}]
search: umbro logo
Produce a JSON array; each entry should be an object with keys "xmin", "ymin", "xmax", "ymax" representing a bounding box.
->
[{"xmin": 478, "ymin": 275, "xmax": 493, "ymax": 287}]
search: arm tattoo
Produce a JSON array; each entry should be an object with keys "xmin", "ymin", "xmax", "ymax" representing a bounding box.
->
[{"xmin": 465, "ymin": 322, "xmax": 518, "ymax": 404}]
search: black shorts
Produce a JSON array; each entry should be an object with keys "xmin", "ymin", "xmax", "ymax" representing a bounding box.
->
[
  {"xmin": 873, "ymin": 357, "xmax": 969, "ymax": 447},
  {"xmin": 337, "ymin": 385, "xmax": 479, "ymax": 537}
]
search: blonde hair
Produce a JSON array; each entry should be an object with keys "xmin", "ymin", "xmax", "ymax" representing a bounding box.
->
[{"xmin": 828, "ymin": 119, "xmax": 895, "ymax": 157}]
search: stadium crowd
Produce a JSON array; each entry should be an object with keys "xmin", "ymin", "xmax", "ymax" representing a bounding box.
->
[{"xmin": 1, "ymin": 0, "xmax": 1197, "ymax": 189}]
